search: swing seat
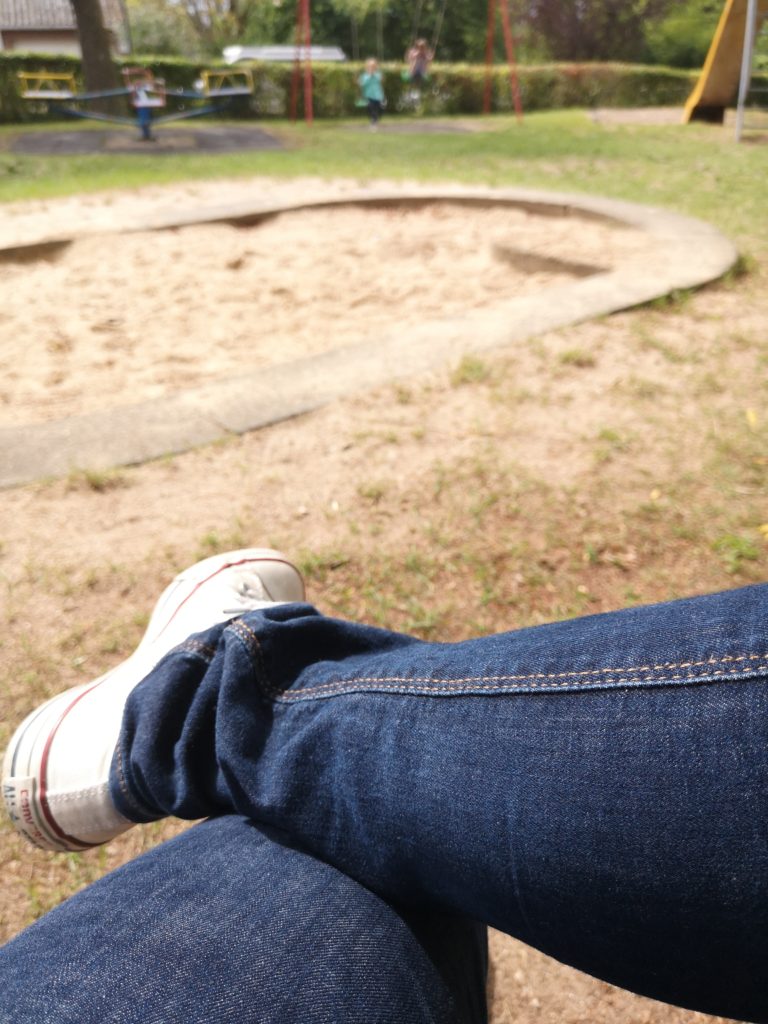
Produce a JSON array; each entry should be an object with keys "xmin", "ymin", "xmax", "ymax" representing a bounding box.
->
[
  {"xmin": 18, "ymin": 72, "xmax": 77, "ymax": 100},
  {"xmin": 201, "ymin": 69, "xmax": 254, "ymax": 98}
]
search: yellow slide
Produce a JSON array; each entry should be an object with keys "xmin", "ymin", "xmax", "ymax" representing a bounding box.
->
[{"xmin": 684, "ymin": 0, "xmax": 768, "ymax": 122}]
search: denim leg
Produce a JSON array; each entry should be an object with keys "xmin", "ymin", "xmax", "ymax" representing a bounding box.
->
[
  {"xmin": 0, "ymin": 816, "xmax": 488, "ymax": 1024},
  {"xmin": 112, "ymin": 585, "xmax": 768, "ymax": 1022}
]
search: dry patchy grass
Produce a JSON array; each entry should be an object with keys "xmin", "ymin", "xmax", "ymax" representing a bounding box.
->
[{"xmin": 0, "ymin": 202, "xmax": 766, "ymax": 1024}]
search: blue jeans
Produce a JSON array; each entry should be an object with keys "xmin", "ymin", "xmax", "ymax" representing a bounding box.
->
[
  {"xmin": 0, "ymin": 816, "xmax": 488, "ymax": 1023},
  {"xmin": 5, "ymin": 585, "xmax": 768, "ymax": 1021},
  {"xmin": 136, "ymin": 105, "xmax": 153, "ymax": 140},
  {"xmin": 112, "ymin": 584, "xmax": 768, "ymax": 1022}
]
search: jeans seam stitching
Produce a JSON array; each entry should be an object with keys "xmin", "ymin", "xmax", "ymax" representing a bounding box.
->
[
  {"xmin": 114, "ymin": 641, "xmax": 216, "ymax": 819},
  {"xmin": 177, "ymin": 637, "xmax": 217, "ymax": 658},
  {"xmin": 273, "ymin": 653, "xmax": 768, "ymax": 700},
  {"xmin": 227, "ymin": 619, "xmax": 275, "ymax": 696},
  {"xmin": 113, "ymin": 741, "xmax": 155, "ymax": 819}
]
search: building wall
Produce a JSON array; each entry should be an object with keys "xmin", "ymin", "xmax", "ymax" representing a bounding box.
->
[{"xmin": 1, "ymin": 30, "xmax": 82, "ymax": 55}]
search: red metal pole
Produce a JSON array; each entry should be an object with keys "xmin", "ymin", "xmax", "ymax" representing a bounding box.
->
[
  {"xmin": 483, "ymin": 0, "xmax": 496, "ymax": 115},
  {"xmin": 498, "ymin": 0, "xmax": 523, "ymax": 122},
  {"xmin": 290, "ymin": 0, "xmax": 302, "ymax": 121},
  {"xmin": 302, "ymin": 0, "xmax": 313, "ymax": 126}
]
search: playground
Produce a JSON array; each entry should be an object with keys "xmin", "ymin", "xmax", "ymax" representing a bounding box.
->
[{"xmin": 0, "ymin": 102, "xmax": 766, "ymax": 1023}]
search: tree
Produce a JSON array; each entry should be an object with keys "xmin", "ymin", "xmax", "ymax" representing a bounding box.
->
[
  {"xmin": 121, "ymin": 0, "xmax": 688, "ymax": 66},
  {"xmin": 126, "ymin": 0, "xmax": 203, "ymax": 57},
  {"xmin": 644, "ymin": 0, "xmax": 722, "ymax": 67},
  {"xmin": 70, "ymin": 0, "xmax": 124, "ymax": 97},
  {"xmin": 175, "ymin": 0, "xmax": 272, "ymax": 53},
  {"xmin": 328, "ymin": 0, "xmax": 386, "ymax": 59},
  {"xmin": 525, "ymin": 0, "xmax": 673, "ymax": 62}
]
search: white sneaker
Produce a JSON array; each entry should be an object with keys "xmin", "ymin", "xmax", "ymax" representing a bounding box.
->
[{"xmin": 2, "ymin": 548, "xmax": 304, "ymax": 853}]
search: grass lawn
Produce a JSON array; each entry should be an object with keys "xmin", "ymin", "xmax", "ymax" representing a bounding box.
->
[
  {"xmin": 0, "ymin": 110, "xmax": 766, "ymax": 244},
  {"xmin": 0, "ymin": 109, "xmax": 766, "ymax": 1023}
]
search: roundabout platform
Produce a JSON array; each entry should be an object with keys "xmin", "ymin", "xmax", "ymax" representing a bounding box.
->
[{"xmin": 9, "ymin": 124, "xmax": 284, "ymax": 156}]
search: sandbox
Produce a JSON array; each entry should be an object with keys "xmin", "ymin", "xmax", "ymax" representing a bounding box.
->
[
  {"xmin": 0, "ymin": 201, "xmax": 656, "ymax": 427},
  {"xmin": 0, "ymin": 185, "xmax": 737, "ymax": 487}
]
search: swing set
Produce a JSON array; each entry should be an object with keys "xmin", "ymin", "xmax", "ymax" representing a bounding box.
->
[
  {"xmin": 293, "ymin": 0, "xmax": 523, "ymax": 123},
  {"xmin": 483, "ymin": 0, "xmax": 523, "ymax": 120}
]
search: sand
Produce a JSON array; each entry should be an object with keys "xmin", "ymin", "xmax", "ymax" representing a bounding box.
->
[{"xmin": 0, "ymin": 185, "xmax": 654, "ymax": 427}]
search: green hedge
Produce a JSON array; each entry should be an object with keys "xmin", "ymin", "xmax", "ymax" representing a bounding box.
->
[
  {"xmin": 0, "ymin": 52, "xmax": 80, "ymax": 123},
  {"xmin": 0, "ymin": 53, "xmax": 698, "ymax": 124}
]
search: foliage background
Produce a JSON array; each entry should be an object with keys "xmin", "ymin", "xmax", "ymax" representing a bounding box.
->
[{"xmin": 123, "ymin": 0, "xmax": 724, "ymax": 66}]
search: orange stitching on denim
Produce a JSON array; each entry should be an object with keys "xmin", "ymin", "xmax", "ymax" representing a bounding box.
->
[
  {"xmin": 229, "ymin": 618, "xmax": 261, "ymax": 652},
  {"xmin": 178, "ymin": 637, "xmax": 216, "ymax": 659},
  {"xmin": 274, "ymin": 653, "xmax": 768, "ymax": 701},
  {"xmin": 228, "ymin": 619, "xmax": 273, "ymax": 694}
]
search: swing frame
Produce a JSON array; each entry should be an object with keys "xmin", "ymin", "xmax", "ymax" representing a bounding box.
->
[
  {"xmin": 290, "ymin": 0, "xmax": 314, "ymax": 124},
  {"xmin": 289, "ymin": 0, "xmax": 523, "ymax": 125},
  {"xmin": 483, "ymin": 0, "xmax": 523, "ymax": 120}
]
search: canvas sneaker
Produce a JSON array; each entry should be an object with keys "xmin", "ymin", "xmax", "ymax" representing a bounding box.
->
[{"xmin": 2, "ymin": 548, "xmax": 304, "ymax": 853}]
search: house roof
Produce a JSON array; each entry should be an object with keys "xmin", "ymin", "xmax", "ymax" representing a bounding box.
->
[{"xmin": 0, "ymin": 0, "xmax": 122, "ymax": 31}]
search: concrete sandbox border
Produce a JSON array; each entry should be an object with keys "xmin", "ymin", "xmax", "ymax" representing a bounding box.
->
[{"xmin": 0, "ymin": 186, "xmax": 738, "ymax": 489}]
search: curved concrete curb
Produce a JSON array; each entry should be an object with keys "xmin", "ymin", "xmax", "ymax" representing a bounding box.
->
[{"xmin": 0, "ymin": 187, "xmax": 738, "ymax": 490}]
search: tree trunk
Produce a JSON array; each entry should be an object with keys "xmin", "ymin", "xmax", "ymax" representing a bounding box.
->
[{"xmin": 70, "ymin": 0, "xmax": 124, "ymax": 111}]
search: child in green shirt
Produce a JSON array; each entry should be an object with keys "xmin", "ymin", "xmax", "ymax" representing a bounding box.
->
[{"xmin": 359, "ymin": 58, "xmax": 385, "ymax": 129}]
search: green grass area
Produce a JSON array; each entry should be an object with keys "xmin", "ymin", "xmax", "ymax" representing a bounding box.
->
[{"xmin": 0, "ymin": 111, "xmax": 765, "ymax": 246}]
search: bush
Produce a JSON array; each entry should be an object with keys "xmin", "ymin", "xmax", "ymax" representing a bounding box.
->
[
  {"xmin": 0, "ymin": 53, "xmax": 698, "ymax": 124},
  {"xmin": 644, "ymin": 0, "xmax": 722, "ymax": 69},
  {"xmin": 0, "ymin": 51, "xmax": 81, "ymax": 123}
]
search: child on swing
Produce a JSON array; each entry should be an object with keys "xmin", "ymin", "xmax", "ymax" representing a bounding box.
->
[
  {"xmin": 406, "ymin": 38, "xmax": 433, "ymax": 84},
  {"xmin": 358, "ymin": 58, "xmax": 385, "ymax": 129}
]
